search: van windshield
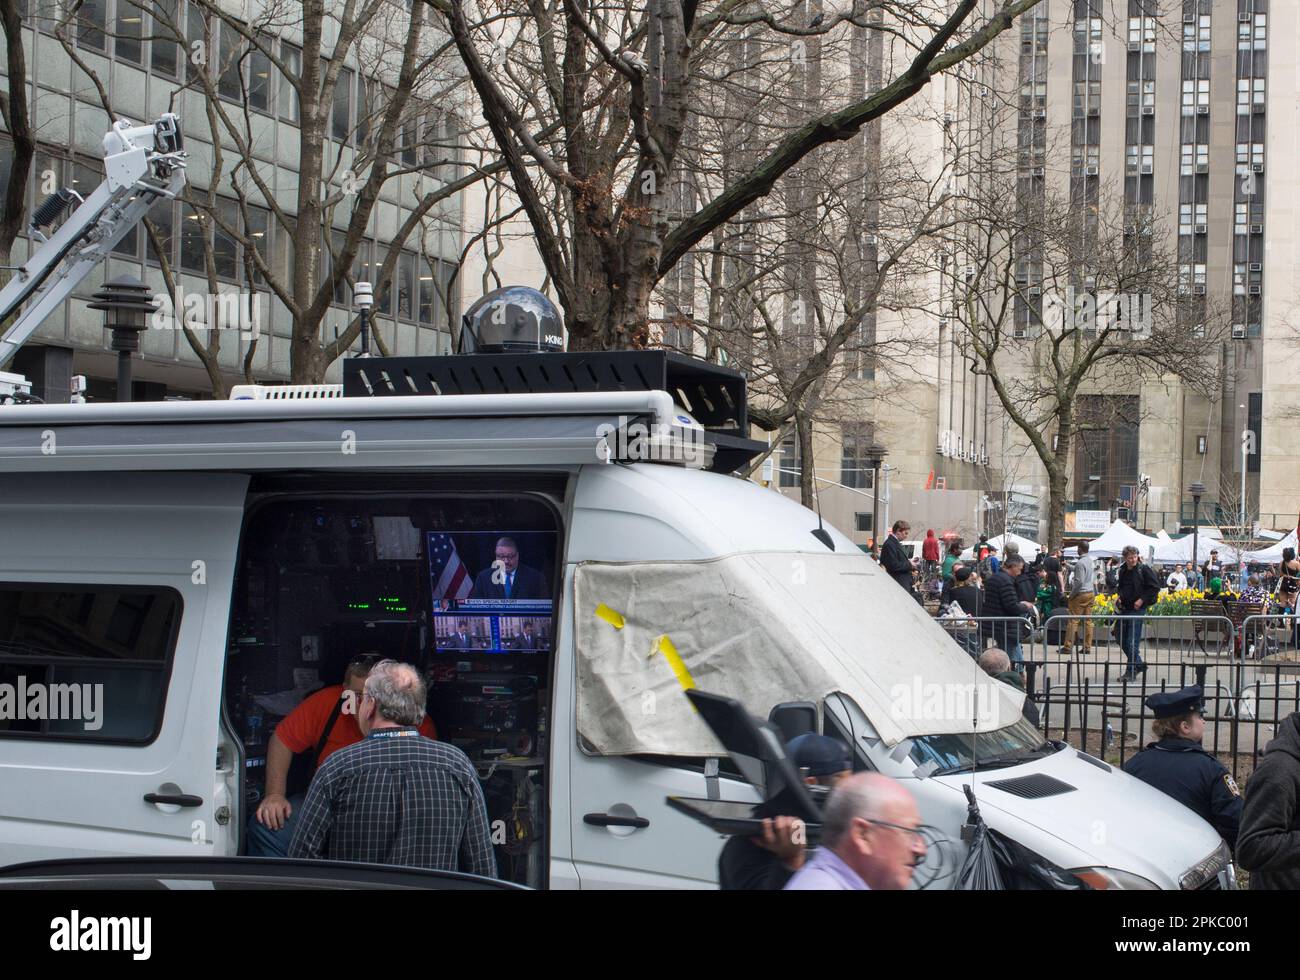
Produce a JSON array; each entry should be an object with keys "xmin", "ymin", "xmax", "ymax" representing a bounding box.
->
[{"xmin": 909, "ymin": 717, "xmax": 1053, "ymax": 775}]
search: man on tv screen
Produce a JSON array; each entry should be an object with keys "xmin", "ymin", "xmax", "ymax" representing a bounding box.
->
[
  {"xmin": 472, "ymin": 536, "xmax": 548, "ymax": 601},
  {"xmin": 510, "ymin": 621, "xmax": 540, "ymax": 650},
  {"xmin": 448, "ymin": 620, "xmax": 474, "ymax": 650}
]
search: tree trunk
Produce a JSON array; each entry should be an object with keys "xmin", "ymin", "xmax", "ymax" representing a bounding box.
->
[{"xmin": 1046, "ymin": 413, "xmax": 1073, "ymax": 551}]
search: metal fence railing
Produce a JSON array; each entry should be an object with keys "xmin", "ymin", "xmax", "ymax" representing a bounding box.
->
[{"xmin": 941, "ymin": 612, "xmax": 1300, "ymax": 779}]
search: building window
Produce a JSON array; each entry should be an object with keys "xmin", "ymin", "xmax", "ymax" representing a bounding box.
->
[
  {"xmin": 280, "ymin": 42, "xmax": 302, "ymax": 124},
  {"xmin": 180, "ymin": 202, "xmax": 206, "ymax": 274},
  {"xmin": 779, "ymin": 436, "xmax": 800, "ymax": 488},
  {"xmin": 840, "ymin": 430, "xmax": 875, "ymax": 490},
  {"xmin": 150, "ymin": 0, "xmax": 180, "ymax": 79},
  {"xmin": 243, "ymin": 204, "xmax": 269, "ymax": 285},
  {"xmin": 115, "ymin": 1, "xmax": 144, "ymax": 64},
  {"xmin": 332, "ymin": 66, "xmax": 354, "ymax": 143},
  {"xmin": 145, "ymin": 198, "xmax": 174, "ymax": 267},
  {"xmin": 855, "ymin": 512, "xmax": 874, "ymax": 533},
  {"xmin": 248, "ymin": 40, "xmax": 273, "ymax": 114},
  {"xmin": 76, "ymin": 0, "xmax": 107, "ymax": 51}
]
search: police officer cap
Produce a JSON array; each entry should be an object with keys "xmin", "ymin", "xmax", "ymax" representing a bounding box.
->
[
  {"xmin": 786, "ymin": 733, "xmax": 851, "ymax": 777},
  {"xmin": 1144, "ymin": 684, "xmax": 1206, "ymax": 719}
]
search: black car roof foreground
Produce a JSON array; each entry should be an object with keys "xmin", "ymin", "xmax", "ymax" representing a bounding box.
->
[{"xmin": 0, "ymin": 855, "xmax": 527, "ymax": 891}]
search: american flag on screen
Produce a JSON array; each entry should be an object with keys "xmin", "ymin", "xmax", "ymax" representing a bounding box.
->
[{"xmin": 429, "ymin": 534, "xmax": 473, "ymax": 601}]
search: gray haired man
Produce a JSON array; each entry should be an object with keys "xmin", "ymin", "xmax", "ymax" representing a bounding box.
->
[
  {"xmin": 288, "ymin": 660, "xmax": 496, "ymax": 877},
  {"xmin": 784, "ymin": 773, "xmax": 927, "ymax": 890}
]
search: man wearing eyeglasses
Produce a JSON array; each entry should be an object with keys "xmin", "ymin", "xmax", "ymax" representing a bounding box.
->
[
  {"xmin": 248, "ymin": 653, "xmax": 437, "ymax": 857},
  {"xmin": 784, "ymin": 773, "xmax": 928, "ymax": 890}
]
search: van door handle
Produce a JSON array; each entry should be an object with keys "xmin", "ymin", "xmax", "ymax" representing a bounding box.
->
[
  {"xmin": 143, "ymin": 792, "xmax": 204, "ymax": 808},
  {"xmin": 583, "ymin": 812, "xmax": 649, "ymax": 829}
]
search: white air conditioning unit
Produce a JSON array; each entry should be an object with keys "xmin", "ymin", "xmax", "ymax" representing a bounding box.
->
[
  {"xmin": 1249, "ymin": 262, "xmax": 1263, "ymax": 272},
  {"xmin": 1195, "ymin": 223, "xmax": 1207, "ymax": 235},
  {"xmin": 1085, "ymin": 165, "xmax": 1099, "ymax": 176},
  {"xmin": 1239, "ymin": 11, "xmax": 1251, "ymax": 21},
  {"xmin": 1128, "ymin": 41, "xmax": 1140, "ymax": 52},
  {"xmin": 1193, "ymin": 284, "xmax": 1207, "ymax": 295},
  {"xmin": 1140, "ymin": 163, "xmax": 1154, "ymax": 174},
  {"xmin": 1232, "ymin": 323, "xmax": 1246, "ymax": 338},
  {"xmin": 1249, "ymin": 284, "xmax": 1262, "ymax": 295},
  {"xmin": 230, "ymin": 384, "xmax": 345, "ymax": 400},
  {"xmin": 863, "ymin": 234, "xmax": 877, "ymax": 246},
  {"xmin": 1141, "ymin": 105, "xmax": 1154, "ymax": 116},
  {"xmin": 1033, "ymin": 108, "xmax": 1046, "ymax": 119},
  {"xmin": 1183, "ymin": 12, "xmax": 1195, "ymax": 23},
  {"xmin": 1087, "ymin": 106, "xmax": 1100, "ymax": 117},
  {"xmin": 1028, "ymin": 286, "xmax": 1041, "ymax": 296},
  {"xmin": 1012, "ymin": 325, "xmax": 1028, "ymax": 339},
  {"xmin": 1196, "ymin": 105, "xmax": 1209, "ymax": 114},
  {"xmin": 1084, "ymin": 275, "xmax": 1097, "ymax": 288},
  {"xmin": 1252, "ymin": 162, "xmax": 1264, "ymax": 172},
  {"xmin": 964, "ymin": 264, "xmax": 976, "ymax": 279},
  {"xmin": 943, "ymin": 112, "xmax": 954, "ymax": 124},
  {"xmin": 1250, "ymin": 223, "xmax": 1264, "ymax": 234},
  {"xmin": 1031, "ymin": 166, "xmax": 1045, "ymax": 177}
]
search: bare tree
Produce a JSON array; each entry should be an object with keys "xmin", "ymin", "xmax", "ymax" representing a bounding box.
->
[
  {"xmin": 928, "ymin": 167, "xmax": 1229, "ymax": 550},
  {"xmin": 425, "ymin": 0, "xmax": 1042, "ymax": 354}
]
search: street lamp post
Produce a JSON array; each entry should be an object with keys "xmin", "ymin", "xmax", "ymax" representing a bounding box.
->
[
  {"xmin": 867, "ymin": 443, "xmax": 888, "ymax": 556},
  {"xmin": 88, "ymin": 275, "xmax": 158, "ymax": 403},
  {"xmin": 1189, "ymin": 481, "xmax": 1206, "ymax": 583}
]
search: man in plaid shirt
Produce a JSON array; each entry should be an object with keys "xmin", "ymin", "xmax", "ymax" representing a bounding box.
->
[{"xmin": 288, "ymin": 660, "xmax": 496, "ymax": 878}]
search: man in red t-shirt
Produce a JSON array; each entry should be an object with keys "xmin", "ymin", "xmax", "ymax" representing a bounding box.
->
[{"xmin": 248, "ymin": 653, "xmax": 437, "ymax": 856}]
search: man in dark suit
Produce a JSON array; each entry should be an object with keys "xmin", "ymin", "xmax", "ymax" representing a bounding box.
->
[
  {"xmin": 448, "ymin": 621, "xmax": 474, "ymax": 650},
  {"xmin": 980, "ymin": 555, "xmax": 1035, "ymax": 666},
  {"xmin": 471, "ymin": 536, "xmax": 548, "ymax": 600},
  {"xmin": 511, "ymin": 622, "xmax": 540, "ymax": 650},
  {"xmin": 879, "ymin": 520, "xmax": 919, "ymax": 601}
]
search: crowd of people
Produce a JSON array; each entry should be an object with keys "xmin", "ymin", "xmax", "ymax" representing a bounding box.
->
[{"xmin": 874, "ymin": 519, "xmax": 1300, "ymax": 678}]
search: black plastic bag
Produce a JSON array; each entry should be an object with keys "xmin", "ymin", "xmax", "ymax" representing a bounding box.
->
[
  {"xmin": 957, "ymin": 786, "xmax": 1093, "ymax": 890},
  {"xmin": 956, "ymin": 786, "xmax": 1005, "ymax": 890}
]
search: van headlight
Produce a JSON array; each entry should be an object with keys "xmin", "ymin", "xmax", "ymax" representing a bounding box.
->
[
  {"xmin": 1179, "ymin": 841, "xmax": 1234, "ymax": 890},
  {"xmin": 1068, "ymin": 867, "xmax": 1160, "ymax": 890}
]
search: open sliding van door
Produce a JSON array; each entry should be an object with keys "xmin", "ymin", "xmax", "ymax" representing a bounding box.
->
[{"xmin": 0, "ymin": 472, "xmax": 248, "ymax": 867}]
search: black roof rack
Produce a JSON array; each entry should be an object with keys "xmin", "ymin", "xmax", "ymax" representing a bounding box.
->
[{"xmin": 342, "ymin": 350, "xmax": 767, "ymax": 474}]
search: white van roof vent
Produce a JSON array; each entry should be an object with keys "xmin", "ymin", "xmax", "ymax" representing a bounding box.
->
[{"xmin": 229, "ymin": 383, "xmax": 344, "ymax": 401}]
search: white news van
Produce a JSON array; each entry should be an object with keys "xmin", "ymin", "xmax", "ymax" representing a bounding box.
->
[{"xmin": 0, "ymin": 350, "xmax": 1232, "ymax": 889}]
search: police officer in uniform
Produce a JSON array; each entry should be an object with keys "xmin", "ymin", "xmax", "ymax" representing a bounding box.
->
[{"xmin": 1122, "ymin": 685, "xmax": 1242, "ymax": 848}]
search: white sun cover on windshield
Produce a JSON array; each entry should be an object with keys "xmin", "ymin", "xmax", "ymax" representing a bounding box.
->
[{"xmin": 574, "ymin": 551, "xmax": 1025, "ymax": 755}]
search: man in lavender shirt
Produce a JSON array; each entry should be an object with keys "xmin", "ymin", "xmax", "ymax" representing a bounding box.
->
[{"xmin": 784, "ymin": 773, "xmax": 927, "ymax": 890}]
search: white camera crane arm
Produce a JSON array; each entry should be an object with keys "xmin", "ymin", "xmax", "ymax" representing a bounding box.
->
[{"xmin": 0, "ymin": 113, "xmax": 187, "ymax": 369}]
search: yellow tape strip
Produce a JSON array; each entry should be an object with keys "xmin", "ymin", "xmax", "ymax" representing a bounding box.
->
[
  {"xmin": 652, "ymin": 634, "xmax": 697, "ymax": 696},
  {"xmin": 594, "ymin": 603, "xmax": 625, "ymax": 629}
]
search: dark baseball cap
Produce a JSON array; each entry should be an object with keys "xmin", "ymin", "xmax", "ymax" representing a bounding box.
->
[{"xmin": 786, "ymin": 733, "xmax": 851, "ymax": 777}]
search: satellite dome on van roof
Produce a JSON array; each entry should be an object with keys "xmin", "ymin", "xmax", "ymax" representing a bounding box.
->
[{"xmin": 461, "ymin": 286, "xmax": 564, "ymax": 353}]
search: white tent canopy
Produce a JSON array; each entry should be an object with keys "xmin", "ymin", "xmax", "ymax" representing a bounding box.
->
[
  {"xmin": 1084, "ymin": 519, "xmax": 1161, "ymax": 559},
  {"xmin": 1243, "ymin": 529, "xmax": 1298, "ymax": 564},
  {"xmin": 960, "ymin": 533, "xmax": 1041, "ymax": 562},
  {"xmin": 1152, "ymin": 534, "xmax": 1239, "ymax": 565}
]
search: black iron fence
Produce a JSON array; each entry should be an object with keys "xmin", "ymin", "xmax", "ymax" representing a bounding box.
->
[{"xmin": 946, "ymin": 612, "xmax": 1300, "ymax": 780}]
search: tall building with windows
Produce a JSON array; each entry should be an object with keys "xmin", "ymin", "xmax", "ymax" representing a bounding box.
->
[
  {"xmin": 834, "ymin": 0, "xmax": 1288, "ymax": 542},
  {"xmin": 1, "ymin": 1, "xmax": 470, "ymax": 401}
]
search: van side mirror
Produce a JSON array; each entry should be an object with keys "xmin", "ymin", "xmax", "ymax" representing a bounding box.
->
[{"xmin": 768, "ymin": 701, "xmax": 818, "ymax": 742}]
